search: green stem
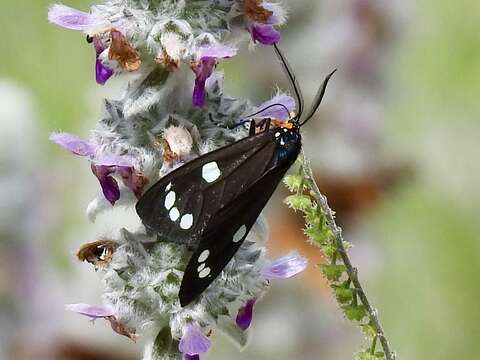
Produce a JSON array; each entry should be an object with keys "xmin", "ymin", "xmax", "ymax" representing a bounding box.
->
[
  {"xmin": 301, "ymin": 152, "xmax": 396, "ymax": 360},
  {"xmin": 371, "ymin": 336, "xmax": 378, "ymax": 355}
]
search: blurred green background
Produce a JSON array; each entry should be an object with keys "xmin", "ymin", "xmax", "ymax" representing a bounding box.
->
[{"xmin": 1, "ymin": 0, "xmax": 479, "ymax": 359}]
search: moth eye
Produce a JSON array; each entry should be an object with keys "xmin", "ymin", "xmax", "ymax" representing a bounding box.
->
[
  {"xmin": 202, "ymin": 161, "xmax": 221, "ymax": 183},
  {"xmin": 86, "ymin": 35, "xmax": 93, "ymax": 43},
  {"xmin": 232, "ymin": 224, "xmax": 247, "ymax": 243}
]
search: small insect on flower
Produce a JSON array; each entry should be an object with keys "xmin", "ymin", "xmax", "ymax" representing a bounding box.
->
[
  {"xmin": 77, "ymin": 239, "xmax": 118, "ymax": 268},
  {"xmin": 136, "ymin": 44, "xmax": 336, "ymax": 307}
]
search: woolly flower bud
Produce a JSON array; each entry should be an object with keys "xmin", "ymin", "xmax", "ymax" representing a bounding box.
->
[{"xmin": 163, "ymin": 126, "xmax": 194, "ymax": 159}]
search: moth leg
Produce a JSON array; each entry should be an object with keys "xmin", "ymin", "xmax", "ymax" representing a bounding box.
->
[
  {"xmin": 209, "ymin": 113, "xmax": 230, "ymax": 129},
  {"xmin": 249, "ymin": 119, "xmax": 256, "ymax": 136},
  {"xmin": 262, "ymin": 118, "xmax": 271, "ymax": 132}
]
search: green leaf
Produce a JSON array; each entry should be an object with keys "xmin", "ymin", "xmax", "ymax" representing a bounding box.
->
[
  {"xmin": 283, "ymin": 174, "xmax": 303, "ymax": 192},
  {"xmin": 356, "ymin": 351, "xmax": 378, "ymax": 360},
  {"xmin": 321, "ymin": 264, "xmax": 346, "ymax": 281},
  {"xmin": 335, "ymin": 286, "xmax": 354, "ymax": 304},
  {"xmin": 304, "ymin": 226, "xmax": 330, "ymax": 245},
  {"xmin": 284, "ymin": 194, "xmax": 313, "ymax": 212},
  {"xmin": 356, "ymin": 350, "xmax": 384, "ymax": 360},
  {"xmin": 361, "ymin": 324, "xmax": 377, "ymax": 338},
  {"xmin": 344, "ymin": 304, "xmax": 368, "ymax": 321}
]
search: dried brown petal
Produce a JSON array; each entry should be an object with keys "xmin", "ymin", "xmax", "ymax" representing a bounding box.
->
[
  {"xmin": 155, "ymin": 52, "xmax": 179, "ymax": 72},
  {"xmin": 244, "ymin": 0, "xmax": 273, "ymax": 23},
  {"xmin": 106, "ymin": 316, "xmax": 138, "ymax": 342},
  {"xmin": 108, "ymin": 30, "xmax": 141, "ymax": 72},
  {"xmin": 77, "ymin": 240, "xmax": 118, "ymax": 268},
  {"xmin": 162, "ymin": 139, "xmax": 177, "ymax": 163}
]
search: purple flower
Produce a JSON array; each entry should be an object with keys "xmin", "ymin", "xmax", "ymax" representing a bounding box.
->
[
  {"xmin": 250, "ymin": 24, "xmax": 281, "ymax": 45},
  {"xmin": 48, "ymin": 4, "xmax": 114, "ymax": 85},
  {"xmin": 65, "ymin": 303, "xmax": 114, "ymax": 320},
  {"xmin": 179, "ymin": 322, "xmax": 211, "ymax": 357},
  {"xmin": 236, "ymin": 298, "xmax": 256, "ymax": 330},
  {"xmin": 262, "ymin": 252, "xmax": 308, "ymax": 279},
  {"xmin": 91, "ymin": 164, "xmax": 121, "ymax": 205},
  {"xmin": 47, "ymin": 4, "xmax": 100, "ymax": 31},
  {"xmin": 49, "ymin": 132, "xmax": 97, "ymax": 156},
  {"xmin": 66, "ymin": 303, "xmax": 137, "ymax": 341},
  {"xmin": 50, "ymin": 132, "xmax": 147, "ymax": 205},
  {"xmin": 93, "ymin": 37, "xmax": 114, "ymax": 85},
  {"xmin": 253, "ymin": 94, "xmax": 295, "ymax": 120},
  {"xmin": 184, "ymin": 355, "xmax": 200, "ymax": 360},
  {"xmin": 191, "ymin": 45, "xmax": 237, "ymax": 107}
]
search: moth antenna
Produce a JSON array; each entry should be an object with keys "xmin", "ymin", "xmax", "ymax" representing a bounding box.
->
[
  {"xmin": 273, "ymin": 44, "xmax": 304, "ymax": 122},
  {"xmin": 243, "ymin": 103, "xmax": 291, "ymax": 119},
  {"xmin": 299, "ymin": 69, "xmax": 337, "ymax": 127}
]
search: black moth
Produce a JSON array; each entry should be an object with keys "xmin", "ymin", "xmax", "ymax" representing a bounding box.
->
[{"xmin": 136, "ymin": 44, "xmax": 336, "ymax": 307}]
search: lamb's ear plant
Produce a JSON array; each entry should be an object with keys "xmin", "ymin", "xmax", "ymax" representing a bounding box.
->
[
  {"xmin": 284, "ymin": 152, "xmax": 396, "ymax": 360},
  {"xmin": 47, "ymin": 0, "xmax": 395, "ymax": 359}
]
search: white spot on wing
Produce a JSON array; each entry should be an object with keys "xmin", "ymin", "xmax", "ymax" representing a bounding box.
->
[
  {"xmin": 164, "ymin": 191, "xmax": 176, "ymax": 210},
  {"xmin": 169, "ymin": 207, "xmax": 180, "ymax": 221},
  {"xmin": 280, "ymin": 139, "xmax": 285, "ymax": 146},
  {"xmin": 165, "ymin": 182, "xmax": 172, "ymax": 191},
  {"xmin": 275, "ymin": 132, "xmax": 280, "ymax": 137},
  {"xmin": 199, "ymin": 267, "xmax": 211, "ymax": 278},
  {"xmin": 198, "ymin": 250, "xmax": 210, "ymax": 263},
  {"xmin": 202, "ymin": 162, "xmax": 221, "ymax": 183},
  {"xmin": 197, "ymin": 263, "xmax": 206, "ymax": 272},
  {"xmin": 180, "ymin": 213, "xmax": 193, "ymax": 229},
  {"xmin": 232, "ymin": 225, "xmax": 247, "ymax": 243}
]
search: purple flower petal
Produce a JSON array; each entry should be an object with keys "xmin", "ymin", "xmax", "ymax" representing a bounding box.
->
[
  {"xmin": 93, "ymin": 153, "xmax": 134, "ymax": 167},
  {"xmin": 91, "ymin": 164, "xmax": 121, "ymax": 205},
  {"xmin": 192, "ymin": 58, "xmax": 216, "ymax": 107},
  {"xmin": 192, "ymin": 45, "xmax": 237, "ymax": 107},
  {"xmin": 49, "ymin": 132, "xmax": 97, "ymax": 157},
  {"xmin": 250, "ymin": 24, "xmax": 281, "ymax": 45},
  {"xmin": 253, "ymin": 94, "xmax": 295, "ymax": 120},
  {"xmin": 198, "ymin": 45, "xmax": 237, "ymax": 60},
  {"xmin": 262, "ymin": 252, "xmax": 308, "ymax": 279},
  {"xmin": 179, "ymin": 323, "xmax": 211, "ymax": 356},
  {"xmin": 96, "ymin": 58, "xmax": 114, "ymax": 85},
  {"xmin": 65, "ymin": 303, "xmax": 114, "ymax": 319},
  {"xmin": 236, "ymin": 298, "xmax": 256, "ymax": 330},
  {"xmin": 93, "ymin": 37, "xmax": 114, "ymax": 85},
  {"xmin": 184, "ymin": 355, "xmax": 200, "ymax": 360},
  {"xmin": 48, "ymin": 4, "xmax": 97, "ymax": 31}
]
